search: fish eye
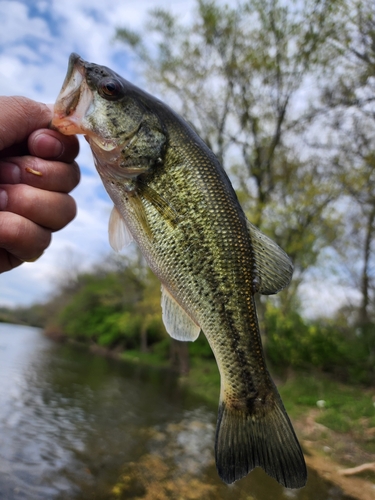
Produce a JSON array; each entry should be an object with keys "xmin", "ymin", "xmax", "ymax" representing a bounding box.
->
[{"xmin": 99, "ymin": 78, "xmax": 124, "ymax": 100}]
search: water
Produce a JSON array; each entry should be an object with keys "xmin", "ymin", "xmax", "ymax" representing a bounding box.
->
[{"xmin": 0, "ymin": 323, "xmax": 353, "ymax": 500}]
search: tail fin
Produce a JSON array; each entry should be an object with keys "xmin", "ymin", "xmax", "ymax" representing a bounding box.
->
[{"xmin": 215, "ymin": 388, "xmax": 307, "ymax": 488}]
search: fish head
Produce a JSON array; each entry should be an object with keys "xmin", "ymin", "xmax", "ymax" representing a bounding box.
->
[{"xmin": 52, "ymin": 53, "xmax": 166, "ymax": 181}]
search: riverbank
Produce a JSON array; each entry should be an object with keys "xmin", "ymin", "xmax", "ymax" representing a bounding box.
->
[
  {"xmin": 184, "ymin": 361, "xmax": 375, "ymax": 500},
  {"xmin": 299, "ymin": 422, "xmax": 375, "ymax": 500},
  {"xmin": 119, "ymin": 354, "xmax": 375, "ymax": 500},
  {"xmin": 45, "ymin": 333, "xmax": 375, "ymax": 499}
]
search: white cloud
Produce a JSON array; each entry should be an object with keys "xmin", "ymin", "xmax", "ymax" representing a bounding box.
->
[
  {"xmin": 299, "ymin": 280, "xmax": 361, "ymax": 319},
  {"xmin": 0, "ymin": 0, "xmax": 161, "ymax": 306},
  {"xmin": 0, "ymin": 1, "xmax": 51, "ymax": 44},
  {"xmin": 0, "ymin": 0, "xmax": 352, "ymax": 320}
]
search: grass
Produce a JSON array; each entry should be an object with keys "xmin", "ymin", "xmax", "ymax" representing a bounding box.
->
[
  {"xmin": 278, "ymin": 372, "xmax": 375, "ymax": 433},
  {"xmin": 182, "ymin": 357, "xmax": 220, "ymax": 406},
  {"xmin": 184, "ymin": 361, "xmax": 375, "ymax": 457},
  {"xmin": 120, "ymin": 352, "xmax": 221, "ymax": 406},
  {"xmin": 120, "ymin": 349, "xmax": 170, "ymax": 368},
  {"xmin": 277, "ymin": 371, "xmax": 375, "ymax": 460}
]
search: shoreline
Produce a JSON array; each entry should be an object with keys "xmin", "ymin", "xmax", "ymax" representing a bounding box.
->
[
  {"xmin": 45, "ymin": 331, "xmax": 375, "ymax": 499},
  {"xmin": 302, "ymin": 443, "xmax": 375, "ymax": 500}
]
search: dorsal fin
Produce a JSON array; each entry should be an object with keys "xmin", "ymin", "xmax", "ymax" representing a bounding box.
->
[
  {"xmin": 161, "ymin": 285, "xmax": 201, "ymax": 341},
  {"xmin": 247, "ymin": 220, "xmax": 293, "ymax": 295},
  {"xmin": 108, "ymin": 206, "xmax": 134, "ymax": 252}
]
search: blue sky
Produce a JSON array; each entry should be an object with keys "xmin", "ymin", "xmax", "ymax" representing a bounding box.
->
[
  {"xmin": 0, "ymin": 0, "xmax": 197, "ymax": 307},
  {"xmin": 0, "ymin": 0, "xmax": 360, "ymax": 317}
]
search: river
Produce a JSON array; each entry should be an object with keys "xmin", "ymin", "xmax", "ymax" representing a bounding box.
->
[{"xmin": 0, "ymin": 323, "xmax": 354, "ymax": 500}]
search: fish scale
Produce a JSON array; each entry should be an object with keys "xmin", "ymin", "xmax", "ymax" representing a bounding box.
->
[{"xmin": 52, "ymin": 53, "xmax": 307, "ymax": 489}]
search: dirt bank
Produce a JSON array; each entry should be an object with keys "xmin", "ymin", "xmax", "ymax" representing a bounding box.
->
[{"xmin": 294, "ymin": 410, "xmax": 375, "ymax": 500}]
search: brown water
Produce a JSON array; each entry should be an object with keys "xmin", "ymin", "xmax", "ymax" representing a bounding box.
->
[{"xmin": 0, "ymin": 323, "xmax": 354, "ymax": 500}]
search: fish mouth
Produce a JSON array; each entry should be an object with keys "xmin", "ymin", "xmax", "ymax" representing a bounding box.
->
[{"xmin": 51, "ymin": 53, "xmax": 93, "ymax": 135}]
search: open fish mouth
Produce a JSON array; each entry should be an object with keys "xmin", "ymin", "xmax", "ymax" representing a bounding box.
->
[
  {"xmin": 52, "ymin": 54, "xmax": 118, "ymax": 153},
  {"xmin": 51, "ymin": 54, "xmax": 94, "ymax": 136}
]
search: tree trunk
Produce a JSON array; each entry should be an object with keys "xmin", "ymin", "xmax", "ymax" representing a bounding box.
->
[
  {"xmin": 359, "ymin": 204, "xmax": 375, "ymax": 327},
  {"xmin": 170, "ymin": 339, "xmax": 190, "ymax": 375},
  {"xmin": 140, "ymin": 326, "xmax": 148, "ymax": 353}
]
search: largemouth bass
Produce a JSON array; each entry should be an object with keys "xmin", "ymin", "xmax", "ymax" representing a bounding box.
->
[{"xmin": 52, "ymin": 53, "xmax": 307, "ymax": 488}]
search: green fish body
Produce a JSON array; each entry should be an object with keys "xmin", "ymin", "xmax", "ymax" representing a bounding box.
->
[{"xmin": 52, "ymin": 53, "xmax": 307, "ymax": 488}]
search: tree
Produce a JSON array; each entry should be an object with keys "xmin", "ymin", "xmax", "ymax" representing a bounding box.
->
[
  {"xmin": 319, "ymin": 0, "xmax": 375, "ymax": 330},
  {"xmin": 116, "ymin": 0, "xmax": 342, "ymax": 309}
]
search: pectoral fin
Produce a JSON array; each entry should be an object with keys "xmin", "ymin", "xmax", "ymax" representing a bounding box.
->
[
  {"xmin": 161, "ymin": 285, "xmax": 201, "ymax": 341},
  {"xmin": 108, "ymin": 206, "xmax": 134, "ymax": 252},
  {"xmin": 132, "ymin": 192, "xmax": 153, "ymax": 239},
  {"xmin": 247, "ymin": 220, "xmax": 293, "ymax": 295},
  {"xmin": 141, "ymin": 184, "xmax": 179, "ymax": 228}
]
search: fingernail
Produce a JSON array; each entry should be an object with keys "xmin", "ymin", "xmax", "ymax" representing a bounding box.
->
[
  {"xmin": 32, "ymin": 133, "xmax": 64, "ymax": 158},
  {"xmin": 0, "ymin": 189, "xmax": 8, "ymax": 210},
  {"xmin": 0, "ymin": 161, "xmax": 21, "ymax": 183},
  {"xmin": 23, "ymin": 251, "xmax": 44, "ymax": 263}
]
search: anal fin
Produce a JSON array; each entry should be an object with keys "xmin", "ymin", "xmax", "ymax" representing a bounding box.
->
[{"xmin": 161, "ymin": 285, "xmax": 200, "ymax": 341}]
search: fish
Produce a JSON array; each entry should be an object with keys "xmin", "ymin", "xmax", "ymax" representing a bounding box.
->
[{"xmin": 52, "ymin": 53, "xmax": 307, "ymax": 488}]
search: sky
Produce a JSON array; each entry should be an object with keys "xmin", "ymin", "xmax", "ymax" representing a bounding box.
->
[
  {"xmin": 0, "ymin": 0, "xmax": 197, "ymax": 308},
  {"xmin": 0, "ymin": 0, "xmax": 360, "ymax": 317}
]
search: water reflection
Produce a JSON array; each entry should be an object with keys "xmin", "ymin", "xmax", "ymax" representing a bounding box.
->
[{"xmin": 0, "ymin": 324, "xmax": 353, "ymax": 500}]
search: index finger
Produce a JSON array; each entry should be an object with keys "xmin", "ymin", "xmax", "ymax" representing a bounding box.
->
[
  {"xmin": 28, "ymin": 129, "xmax": 80, "ymax": 164},
  {"xmin": 0, "ymin": 97, "xmax": 51, "ymax": 152}
]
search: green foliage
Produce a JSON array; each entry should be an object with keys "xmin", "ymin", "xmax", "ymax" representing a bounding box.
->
[
  {"xmin": 115, "ymin": 0, "xmax": 344, "ymax": 310},
  {"xmin": 0, "ymin": 303, "xmax": 49, "ymax": 327},
  {"xmin": 187, "ymin": 358, "xmax": 220, "ymax": 406},
  {"xmin": 150, "ymin": 338, "xmax": 171, "ymax": 361},
  {"xmin": 265, "ymin": 304, "xmax": 375, "ymax": 385},
  {"xmin": 143, "ymin": 315, "xmax": 165, "ymax": 345},
  {"xmin": 265, "ymin": 305, "xmax": 340, "ymax": 370},
  {"xmin": 39, "ymin": 253, "xmax": 221, "ymax": 373},
  {"xmin": 278, "ymin": 372, "xmax": 375, "ymax": 444},
  {"xmin": 7, "ymin": 252, "xmax": 375, "ymax": 385},
  {"xmin": 6, "ymin": 0, "xmax": 375, "ymax": 389},
  {"xmin": 316, "ymin": 387, "xmax": 375, "ymax": 434},
  {"xmin": 53, "ymin": 256, "xmax": 167, "ymax": 351},
  {"xmin": 188, "ymin": 332, "xmax": 214, "ymax": 359},
  {"xmin": 120, "ymin": 348, "xmax": 170, "ymax": 368}
]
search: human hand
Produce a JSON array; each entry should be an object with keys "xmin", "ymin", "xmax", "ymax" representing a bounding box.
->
[{"xmin": 0, "ymin": 96, "xmax": 80, "ymax": 273}]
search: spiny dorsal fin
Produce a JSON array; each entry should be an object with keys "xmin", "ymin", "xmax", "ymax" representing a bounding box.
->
[
  {"xmin": 247, "ymin": 220, "xmax": 293, "ymax": 295},
  {"xmin": 108, "ymin": 206, "xmax": 134, "ymax": 252},
  {"xmin": 161, "ymin": 285, "xmax": 201, "ymax": 341}
]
